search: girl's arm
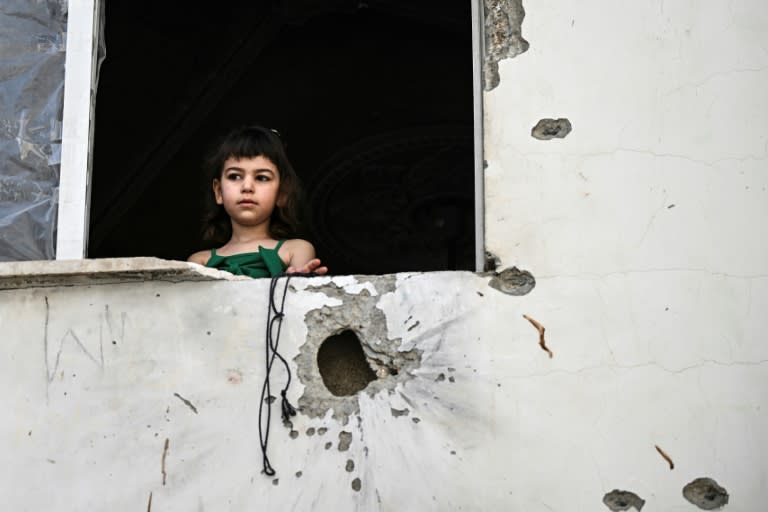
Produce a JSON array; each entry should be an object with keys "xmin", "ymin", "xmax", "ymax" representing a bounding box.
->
[{"xmin": 284, "ymin": 239, "xmax": 328, "ymax": 275}]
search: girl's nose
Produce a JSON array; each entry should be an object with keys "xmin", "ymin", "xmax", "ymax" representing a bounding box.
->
[{"xmin": 241, "ymin": 177, "xmax": 254, "ymax": 191}]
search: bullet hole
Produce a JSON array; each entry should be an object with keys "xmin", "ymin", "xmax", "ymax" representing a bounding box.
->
[
  {"xmin": 484, "ymin": 251, "xmax": 501, "ymax": 271},
  {"xmin": 324, "ymin": 442, "xmax": 332, "ymax": 450},
  {"xmin": 603, "ymin": 490, "xmax": 645, "ymax": 511},
  {"xmin": 206, "ymin": 331, "xmax": 211, "ymax": 336},
  {"xmin": 447, "ymin": 367, "xmax": 456, "ymax": 372},
  {"xmin": 345, "ymin": 459, "xmax": 355, "ymax": 472},
  {"xmin": 531, "ymin": 118, "xmax": 572, "ymax": 140},
  {"xmin": 412, "ymin": 417, "xmax": 421, "ymax": 424},
  {"xmin": 272, "ymin": 479, "xmax": 279, "ymax": 486},
  {"xmin": 489, "ymin": 267, "xmax": 536, "ymax": 296},
  {"xmin": 306, "ymin": 428, "xmax": 315, "ymax": 436},
  {"xmin": 436, "ymin": 373, "xmax": 446, "ymax": 382},
  {"xmin": 112, "ymin": 340, "xmax": 117, "ymax": 345},
  {"xmin": 289, "ymin": 430, "xmax": 298, "ymax": 439},
  {"xmin": 450, "ymin": 450, "xmax": 456, "ymax": 455},
  {"xmin": 338, "ymin": 431, "xmax": 353, "ymax": 451},
  {"xmin": 390, "ymin": 408, "xmax": 410, "ymax": 418},
  {"xmin": 448, "ymin": 376, "xmax": 455, "ymax": 383},
  {"xmin": 317, "ymin": 427, "xmax": 327, "ymax": 436},
  {"xmin": 351, "ymin": 478, "xmax": 362, "ymax": 492},
  {"xmin": 317, "ymin": 330, "xmax": 377, "ymax": 396},
  {"xmin": 155, "ymin": 293, "xmax": 160, "ymax": 297},
  {"xmin": 295, "ymin": 471, "xmax": 302, "ymax": 478},
  {"xmin": 683, "ymin": 478, "xmax": 729, "ymax": 510}
]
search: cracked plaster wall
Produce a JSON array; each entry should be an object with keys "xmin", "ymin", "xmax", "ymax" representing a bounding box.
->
[{"xmin": 482, "ymin": 0, "xmax": 768, "ymax": 509}]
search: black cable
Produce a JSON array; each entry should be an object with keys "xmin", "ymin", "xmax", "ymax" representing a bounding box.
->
[{"xmin": 258, "ymin": 272, "xmax": 317, "ymax": 476}]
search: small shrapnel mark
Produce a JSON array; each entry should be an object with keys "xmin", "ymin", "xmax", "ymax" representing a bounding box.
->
[
  {"xmin": 603, "ymin": 489, "xmax": 645, "ymax": 511},
  {"xmin": 295, "ymin": 471, "xmax": 303, "ymax": 478},
  {"xmin": 450, "ymin": 450, "xmax": 456, "ymax": 455},
  {"xmin": 655, "ymin": 444, "xmax": 674, "ymax": 470},
  {"xmin": 489, "ymin": 267, "xmax": 536, "ymax": 296},
  {"xmin": 317, "ymin": 427, "xmax": 328, "ymax": 436},
  {"xmin": 477, "ymin": 291, "xmax": 484, "ymax": 297},
  {"xmin": 412, "ymin": 417, "xmax": 421, "ymax": 424},
  {"xmin": 447, "ymin": 367, "xmax": 456, "ymax": 372},
  {"xmin": 435, "ymin": 373, "xmax": 446, "ymax": 382},
  {"xmin": 523, "ymin": 314, "xmax": 552, "ymax": 358},
  {"xmin": 448, "ymin": 376, "xmax": 455, "ymax": 383},
  {"xmin": 306, "ymin": 427, "xmax": 316, "ymax": 436},
  {"xmin": 272, "ymin": 478, "xmax": 279, "ymax": 486},
  {"xmin": 682, "ymin": 477, "xmax": 729, "ymax": 510},
  {"xmin": 289, "ymin": 430, "xmax": 299, "ymax": 439},
  {"xmin": 345, "ymin": 459, "xmax": 355, "ymax": 472},
  {"xmin": 667, "ymin": 204, "xmax": 676, "ymax": 209},
  {"xmin": 161, "ymin": 438, "xmax": 170, "ymax": 485},
  {"xmin": 173, "ymin": 393, "xmax": 198, "ymax": 414},
  {"xmin": 338, "ymin": 431, "xmax": 353, "ymax": 451},
  {"xmin": 324, "ymin": 442, "xmax": 332, "ymax": 450},
  {"xmin": 390, "ymin": 408, "xmax": 410, "ymax": 418},
  {"xmin": 407, "ymin": 321, "xmax": 420, "ymax": 332},
  {"xmin": 531, "ymin": 118, "xmax": 572, "ymax": 140},
  {"xmin": 351, "ymin": 477, "xmax": 362, "ymax": 492}
]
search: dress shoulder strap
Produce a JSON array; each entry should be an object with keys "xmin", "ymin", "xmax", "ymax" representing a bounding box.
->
[{"xmin": 273, "ymin": 239, "xmax": 286, "ymax": 252}]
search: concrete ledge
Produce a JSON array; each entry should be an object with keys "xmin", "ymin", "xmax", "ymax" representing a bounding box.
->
[{"xmin": 0, "ymin": 257, "xmax": 245, "ymax": 290}]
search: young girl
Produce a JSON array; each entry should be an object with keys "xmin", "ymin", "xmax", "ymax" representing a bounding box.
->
[{"xmin": 188, "ymin": 125, "xmax": 327, "ymax": 277}]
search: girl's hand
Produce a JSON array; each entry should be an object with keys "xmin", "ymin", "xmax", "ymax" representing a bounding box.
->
[{"xmin": 286, "ymin": 258, "xmax": 328, "ymax": 275}]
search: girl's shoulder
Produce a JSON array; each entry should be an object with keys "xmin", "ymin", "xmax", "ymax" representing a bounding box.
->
[{"xmin": 187, "ymin": 249, "xmax": 212, "ymax": 265}]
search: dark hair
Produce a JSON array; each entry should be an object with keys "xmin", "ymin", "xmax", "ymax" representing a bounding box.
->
[{"xmin": 201, "ymin": 125, "xmax": 303, "ymax": 244}]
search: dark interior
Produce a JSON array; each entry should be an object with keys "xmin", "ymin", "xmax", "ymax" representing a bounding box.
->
[{"xmin": 89, "ymin": 0, "xmax": 475, "ymax": 275}]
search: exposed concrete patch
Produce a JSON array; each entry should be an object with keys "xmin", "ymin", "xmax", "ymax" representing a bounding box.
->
[
  {"xmin": 296, "ymin": 276, "xmax": 422, "ymax": 424},
  {"xmin": 484, "ymin": 0, "xmax": 529, "ymax": 90},
  {"xmin": 488, "ymin": 267, "xmax": 536, "ymax": 295},
  {"xmin": 531, "ymin": 118, "xmax": 572, "ymax": 140},
  {"xmin": 603, "ymin": 490, "xmax": 645, "ymax": 511},
  {"xmin": 683, "ymin": 478, "xmax": 729, "ymax": 510}
]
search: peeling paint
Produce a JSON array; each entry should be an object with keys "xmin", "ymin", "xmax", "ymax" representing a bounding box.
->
[{"xmin": 484, "ymin": 0, "xmax": 529, "ymax": 90}]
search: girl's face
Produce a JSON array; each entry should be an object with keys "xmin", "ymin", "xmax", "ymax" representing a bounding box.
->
[{"xmin": 213, "ymin": 155, "xmax": 282, "ymax": 229}]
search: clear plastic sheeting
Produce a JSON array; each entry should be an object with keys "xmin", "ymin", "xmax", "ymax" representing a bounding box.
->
[{"xmin": 0, "ymin": 0, "xmax": 68, "ymax": 260}]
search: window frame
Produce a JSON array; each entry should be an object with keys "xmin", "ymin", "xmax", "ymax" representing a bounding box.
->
[{"xmin": 56, "ymin": 0, "xmax": 486, "ymax": 270}]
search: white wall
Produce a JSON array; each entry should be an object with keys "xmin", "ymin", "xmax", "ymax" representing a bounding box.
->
[
  {"xmin": 1, "ymin": 0, "xmax": 767, "ymax": 510},
  {"xmin": 484, "ymin": 0, "xmax": 768, "ymax": 509}
]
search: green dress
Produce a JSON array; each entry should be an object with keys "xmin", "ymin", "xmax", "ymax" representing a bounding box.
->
[{"xmin": 205, "ymin": 240, "xmax": 287, "ymax": 278}]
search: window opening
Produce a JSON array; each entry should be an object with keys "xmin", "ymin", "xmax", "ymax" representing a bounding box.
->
[{"xmin": 89, "ymin": 1, "xmax": 476, "ymax": 274}]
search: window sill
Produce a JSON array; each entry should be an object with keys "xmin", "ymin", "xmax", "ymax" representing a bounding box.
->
[{"xmin": 0, "ymin": 257, "xmax": 246, "ymax": 290}]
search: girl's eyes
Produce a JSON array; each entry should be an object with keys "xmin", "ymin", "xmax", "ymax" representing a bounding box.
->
[{"xmin": 224, "ymin": 173, "xmax": 272, "ymax": 181}]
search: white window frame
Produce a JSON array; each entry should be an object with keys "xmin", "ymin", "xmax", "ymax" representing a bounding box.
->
[{"xmin": 57, "ymin": 0, "xmax": 486, "ymax": 270}]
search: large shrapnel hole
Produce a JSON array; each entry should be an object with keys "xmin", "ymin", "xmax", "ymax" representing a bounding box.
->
[{"xmin": 317, "ymin": 330, "xmax": 376, "ymax": 396}]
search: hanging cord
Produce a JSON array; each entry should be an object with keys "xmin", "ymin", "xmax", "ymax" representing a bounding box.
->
[{"xmin": 258, "ymin": 272, "xmax": 317, "ymax": 476}]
